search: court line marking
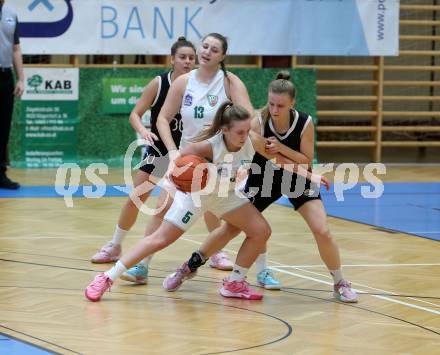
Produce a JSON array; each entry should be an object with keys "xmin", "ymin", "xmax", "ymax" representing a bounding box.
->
[
  {"xmin": 4, "ymin": 234, "xmax": 437, "ymax": 309},
  {"xmin": 1, "ymin": 254, "xmax": 439, "ymax": 339},
  {"xmin": 262, "ymin": 261, "xmax": 438, "ymax": 310},
  {"xmin": 180, "ymin": 236, "xmax": 440, "ymax": 314},
  {"xmin": 1, "ymin": 233, "xmax": 437, "ymax": 312},
  {"xmin": 269, "ymin": 266, "xmax": 440, "ymax": 311},
  {"xmin": 281, "ymin": 288, "xmax": 440, "ymax": 337},
  {"xmin": 272, "ymin": 263, "xmax": 440, "ymax": 268},
  {"xmin": 0, "ymin": 284, "xmax": 293, "ymax": 355},
  {"xmin": 0, "ymin": 325, "xmax": 80, "ymax": 354},
  {"xmin": 267, "ymin": 260, "xmax": 440, "ymax": 309}
]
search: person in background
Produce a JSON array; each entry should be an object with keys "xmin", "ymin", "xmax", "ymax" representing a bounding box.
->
[{"xmin": 0, "ymin": 0, "xmax": 24, "ymax": 189}]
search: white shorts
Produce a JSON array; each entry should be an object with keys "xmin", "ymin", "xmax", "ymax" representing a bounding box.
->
[{"xmin": 164, "ymin": 189, "xmax": 249, "ymax": 231}]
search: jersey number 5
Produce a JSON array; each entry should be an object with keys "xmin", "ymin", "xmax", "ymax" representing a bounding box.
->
[
  {"xmin": 194, "ymin": 106, "xmax": 204, "ymax": 119},
  {"xmin": 182, "ymin": 211, "xmax": 194, "ymax": 224}
]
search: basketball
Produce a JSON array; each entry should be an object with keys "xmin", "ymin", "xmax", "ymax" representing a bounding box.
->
[{"xmin": 170, "ymin": 155, "xmax": 209, "ymax": 192}]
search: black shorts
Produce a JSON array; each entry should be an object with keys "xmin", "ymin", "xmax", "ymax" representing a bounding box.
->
[
  {"xmin": 243, "ymin": 178, "xmax": 321, "ymax": 212},
  {"xmin": 139, "ymin": 141, "xmax": 170, "ymax": 178}
]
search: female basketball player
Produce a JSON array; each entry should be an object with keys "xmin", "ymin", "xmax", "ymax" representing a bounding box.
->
[
  {"xmin": 84, "ymin": 102, "xmax": 330, "ymax": 302},
  {"xmin": 90, "ymin": 38, "xmax": 234, "ymax": 278},
  {"xmin": 118, "ymin": 32, "xmax": 256, "ymax": 282},
  {"xmin": 90, "ymin": 38, "xmax": 195, "ymax": 265},
  {"xmin": 163, "ymin": 72, "xmax": 358, "ymax": 303}
]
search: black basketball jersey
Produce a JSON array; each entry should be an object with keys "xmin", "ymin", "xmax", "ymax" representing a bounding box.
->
[
  {"xmin": 150, "ymin": 71, "xmax": 182, "ymax": 146},
  {"xmin": 249, "ymin": 109, "xmax": 312, "ymax": 189}
]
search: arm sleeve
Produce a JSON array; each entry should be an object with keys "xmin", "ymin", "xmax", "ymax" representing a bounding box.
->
[{"xmin": 14, "ymin": 18, "xmax": 20, "ymax": 45}]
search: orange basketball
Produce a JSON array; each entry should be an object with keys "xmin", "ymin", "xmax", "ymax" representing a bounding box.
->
[{"xmin": 170, "ymin": 155, "xmax": 209, "ymax": 192}]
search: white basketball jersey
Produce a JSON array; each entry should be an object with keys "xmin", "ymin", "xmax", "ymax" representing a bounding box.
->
[
  {"xmin": 207, "ymin": 132, "xmax": 255, "ymax": 192},
  {"xmin": 179, "ymin": 69, "xmax": 228, "ymax": 147}
]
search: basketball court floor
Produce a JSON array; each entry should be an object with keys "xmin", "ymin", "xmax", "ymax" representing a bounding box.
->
[{"xmin": 0, "ymin": 166, "xmax": 439, "ymax": 354}]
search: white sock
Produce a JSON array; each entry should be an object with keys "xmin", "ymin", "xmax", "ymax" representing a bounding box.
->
[
  {"xmin": 111, "ymin": 225, "xmax": 128, "ymax": 245},
  {"xmin": 255, "ymin": 253, "xmax": 267, "ymax": 274},
  {"xmin": 330, "ymin": 268, "xmax": 344, "ymax": 284},
  {"xmin": 105, "ymin": 260, "xmax": 128, "ymax": 281},
  {"xmin": 229, "ymin": 264, "xmax": 249, "ymax": 282},
  {"xmin": 139, "ymin": 255, "xmax": 154, "ymax": 266}
]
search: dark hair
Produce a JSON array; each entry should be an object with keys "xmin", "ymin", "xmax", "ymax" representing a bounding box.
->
[
  {"xmin": 171, "ymin": 36, "xmax": 196, "ymax": 56},
  {"xmin": 203, "ymin": 32, "xmax": 228, "ymax": 78},
  {"xmin": 261, "ymin": 70, "xmax": 296, "ymax": 125},
  {"xmin": 194, "ymin": 101, "xmax": 250, "ymax": 142}
]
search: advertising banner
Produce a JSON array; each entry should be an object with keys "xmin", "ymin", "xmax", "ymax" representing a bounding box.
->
[
  {"xmin": 102, "ymin": 77, "xmax": 151, "ymax": 114},
  {"xmin": 12, "ymin": 0, "xmax": 399, "ymax": 56},
  {"xmin": 20, "ymin": 68, "xmax": 79, "ymax": 168}
]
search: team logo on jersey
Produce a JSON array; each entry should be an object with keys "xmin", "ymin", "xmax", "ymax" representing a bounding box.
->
[
  {"xmin": 207, "ymin": 95, "xmax": 218, "ymax": 107},
  {"xmin": 240, "ymin": 159, "xmax": 252, "ymax": 167},
  {"xmin": 303, "ymin": 189, "xmax": 316, "ymax": 197},
  {"xmin": 183, "ymin": 94, "xmax": 193, "ymax": 106}
]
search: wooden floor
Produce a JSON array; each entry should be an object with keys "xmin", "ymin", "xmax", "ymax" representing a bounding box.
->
[{"xmin": 0, "ymin": 166, "xmax": 439, "ymax": 354}]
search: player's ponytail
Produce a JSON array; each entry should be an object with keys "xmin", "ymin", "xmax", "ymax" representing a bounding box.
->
[{"xmin": 171, "ymin": 36, "xmax": 196, "ymax": 56}]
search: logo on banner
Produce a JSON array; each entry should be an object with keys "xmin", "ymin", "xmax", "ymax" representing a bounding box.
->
[
  {"xmin": 28, "ymin": 75, "xmax": 44, "ymax": 91},
  {"xmin": 207, "ymin": 95, "xmax": 218, "ymax": 107},
  {"xmin": 23, "ymin": 68, "xmax": 79, "ymax": 101},
  {"xmin": 184, "ymin": 94, "xmax": 193, "ymax": 106},
  {"xmin": 20, "ymin": 0, "xmax": 74, "ymax": 38},
  {"xmin": 26, "ymin": 75, "xmax": 73, "ymax": 95}
]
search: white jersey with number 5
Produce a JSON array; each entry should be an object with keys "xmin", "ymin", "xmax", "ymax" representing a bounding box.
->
[
  {"xmin": 164, "ymin": 132, "xmax": 255, "ymax": 232},
  {"xmin": 179, "ymin": 69, "xmax": 228, "ymax": 147}
]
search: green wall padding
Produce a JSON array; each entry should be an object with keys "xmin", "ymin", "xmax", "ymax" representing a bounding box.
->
[{"xmin": 10, "ymin": 68, "xmax": 315, "ymax": 168}]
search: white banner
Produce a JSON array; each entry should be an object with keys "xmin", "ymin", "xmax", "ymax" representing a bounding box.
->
[{"xmin": 12, "ymin": 0, "xmax": 400, "ymax": 56}]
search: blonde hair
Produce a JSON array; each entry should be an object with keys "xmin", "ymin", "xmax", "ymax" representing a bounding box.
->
[
  {"xmin": 194, "ymin": 102, "xmax": 250, "ymax": 142},
  {"xmin": 261, "ymin": 71, "xmax": 296, "ymax": 126}
]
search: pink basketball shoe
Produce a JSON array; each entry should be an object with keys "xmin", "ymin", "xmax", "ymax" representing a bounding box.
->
[
  {"xmin": 91, "ymin": 242, "xmax": 121, "ymax": 263},
  {"xmin": 220, "ymin": 278, "xmax": 263, "ymax": 300},
  {"xmin": 163, "ymin": 262, "xmax": 196, "ymax": 292},
  {"xmin": 209, "ymin": 251, "xmax": 233, "ymax": 271},
  {"xmin": 333, "ymin": 280, "xmax": 358, "ymax": 303},
  {"xmin": 85, "ymin": 273, "xmax": 113, "ymax": 302}
]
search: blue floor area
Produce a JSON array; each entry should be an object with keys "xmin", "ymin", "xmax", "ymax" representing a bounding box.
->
[
  {"xmin": 1, "ymin": 182, "xmax": 439, "ymax": 241},
  {"xmin": 0, "ymin": 333, "xmax": 54, "ymax": 354},
  {"xmin": 0, "ymin": 185, "xmax": 160, "ymax": 198},
  {"xmin": 278, "ymin": 182, "xmax": 440, "ymax": 241}
]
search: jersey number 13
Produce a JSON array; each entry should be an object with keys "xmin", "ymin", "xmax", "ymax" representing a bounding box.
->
[{"xmin": 193, "ymin": 106, "xmax": 205, "ymax": 119}]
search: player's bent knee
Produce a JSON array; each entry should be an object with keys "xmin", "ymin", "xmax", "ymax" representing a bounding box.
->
[
  {"xmin": 248, "ymin": 221, "xmax": 271, "ymax": 241},
  {"xmin": 315, "ymin": 227, "xmax": 332, "ymax": 242},
  {"xmin": 262, "ymin": 223, "xmax": 271, "ymax": 241}
]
